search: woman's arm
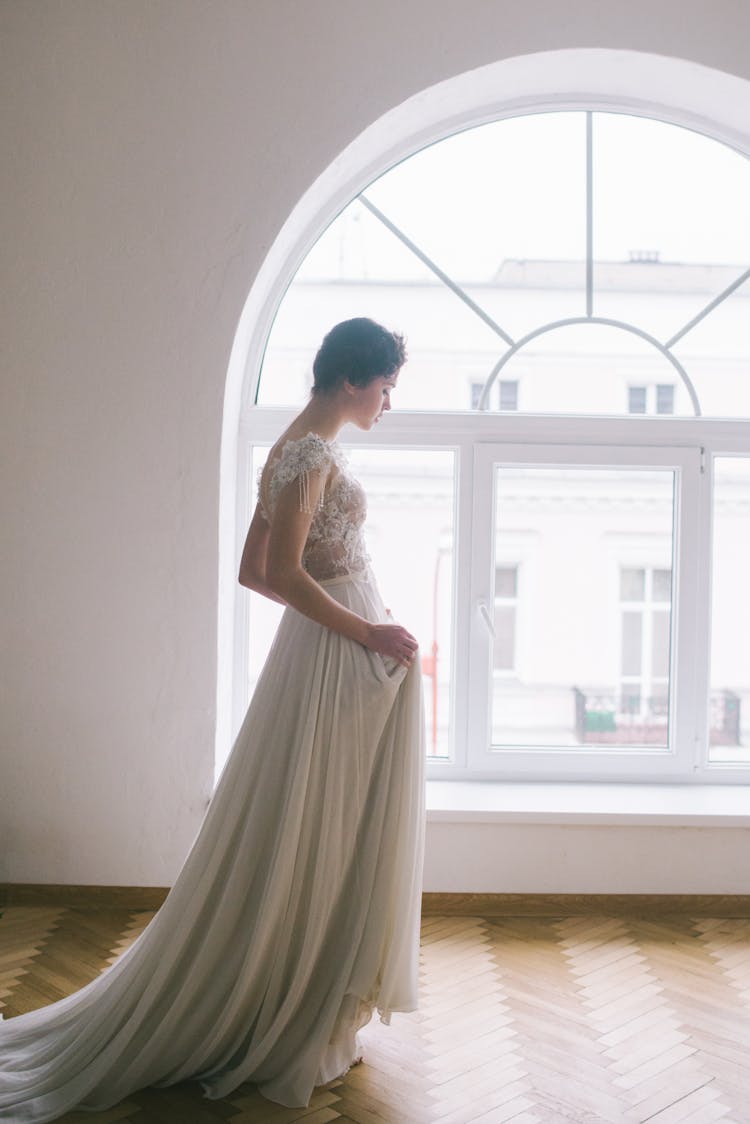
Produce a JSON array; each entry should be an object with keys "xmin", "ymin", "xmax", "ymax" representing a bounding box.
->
[
  {"xmin": 238, "ymin": 503, "xmax": 287, "ymax": 604},
  {"xmin": 265, "ymin": 472, "xmax": 418, "ymax": 666}
]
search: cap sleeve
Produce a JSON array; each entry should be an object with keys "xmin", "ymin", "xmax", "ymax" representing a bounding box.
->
[{"xmin": 264, "ymin": 433, "xmax": 334, "ymax": 516}]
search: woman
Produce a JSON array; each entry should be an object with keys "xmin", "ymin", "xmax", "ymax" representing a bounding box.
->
[{"xmin": 0, "ymin": 317, "xmax": 426, "ymax": 1121}]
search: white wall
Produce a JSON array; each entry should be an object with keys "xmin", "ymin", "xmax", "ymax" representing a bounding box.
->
[
  {"xmin": 424, "ymin": 823, "xmax": 750, "ymax": 894},
  {"xmin": 3, "ymin": 0, "xmax": 750, "ymax": 886}
]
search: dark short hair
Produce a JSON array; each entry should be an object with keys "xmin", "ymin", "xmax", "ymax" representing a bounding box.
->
[{"xmin": 312, "ymin": 318, "xmax": 406, "ymax": 394}]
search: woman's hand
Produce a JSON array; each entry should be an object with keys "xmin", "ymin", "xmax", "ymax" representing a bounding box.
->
[{"xmin": 365, "ymin": 622, "xmax": 419, "ymax": 667}]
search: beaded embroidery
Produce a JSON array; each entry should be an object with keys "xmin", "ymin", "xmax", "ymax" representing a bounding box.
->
[{"xmin": 258, "ymin": 433, "xmax": 370, "ymax": 581}]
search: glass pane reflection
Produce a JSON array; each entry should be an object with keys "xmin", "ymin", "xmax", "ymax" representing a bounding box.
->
[
  {"xmin": 246, "ymin": 446, "xmax": 456, "ymax": 760},
  {"xmin": 709, "ymin": 458, "xmax": 750, "ymax": 762},
  {"xmin": 490, "ymin": 466, "xmax": 675, "ymax": 749}
]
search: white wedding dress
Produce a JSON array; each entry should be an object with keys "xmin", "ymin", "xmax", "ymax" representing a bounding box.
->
[{"xmin": 0, "ymin": 433, "xmax": 426, "ymax": 1122}]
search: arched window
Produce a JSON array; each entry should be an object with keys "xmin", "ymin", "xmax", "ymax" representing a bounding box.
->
[
  {"xmin": 237, "ymin": 109, "xmax": 750, "ymax": 783},
  {"xmin": 258, "ymin": 112, "xmax": 750, "ymax": 418}
]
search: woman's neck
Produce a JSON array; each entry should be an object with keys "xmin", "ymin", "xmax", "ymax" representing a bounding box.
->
[{"xmin": 293, "ymin": 394, "xmax": 348, "ymax": 442}]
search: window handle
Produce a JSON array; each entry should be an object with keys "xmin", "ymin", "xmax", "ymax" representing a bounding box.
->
[{"xmin": 477, "ymin": 599, "xmax": 496, "ymax": 638}]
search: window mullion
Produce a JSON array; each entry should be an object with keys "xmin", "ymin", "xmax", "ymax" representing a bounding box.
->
[
  {"xmin": 690, "ymin": 450, "xmax": 715, "ymax": 770},
  {"xmin": 464, "ymin": 446, "xmax": 497, "ymax": 771},
  {"xmin": 446, "ymin": 441, "xmax": 475, "ymax": 771},
  {"xmin": 586, "ymin": 110, "xmax": 593, "ymax": 319},
  {"xmin": 669, "ymin": 451, "xmax": 704, "ymax": 773}
]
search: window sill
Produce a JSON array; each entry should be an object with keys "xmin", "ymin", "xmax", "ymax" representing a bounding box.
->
[{"xmin": 425, "ymin": 781, "xmax": 750, "ymax": 826}]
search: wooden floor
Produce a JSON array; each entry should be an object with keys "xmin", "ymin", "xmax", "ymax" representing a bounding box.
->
[{"xmin": 2, "ymin": 907, "xmax": 750, "ymax": 1123}]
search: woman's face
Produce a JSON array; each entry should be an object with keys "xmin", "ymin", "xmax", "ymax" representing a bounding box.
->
[{"xmin": 347, "ymin": 371, "xmax": 399, "ymax": 429}]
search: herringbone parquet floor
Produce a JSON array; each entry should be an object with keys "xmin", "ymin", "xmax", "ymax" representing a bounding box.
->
[{"xmin": 1, "ymin": 906, "xmax": 749, "ymax": 1123}]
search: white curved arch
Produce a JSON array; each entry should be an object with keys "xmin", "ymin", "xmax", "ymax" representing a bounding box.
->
[
  {"xmin": 216, "ymin": 48, "xmax": 750, "ymax": 765},
  {"xmin": 224, "ymin": 49, "xmax": 750, "ymax": 417},
  {"xmin": 478, "ymin": 317, "xmax": 702, "ymax": 416}
]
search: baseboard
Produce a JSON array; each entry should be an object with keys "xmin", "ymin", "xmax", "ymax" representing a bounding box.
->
[
  {"xmin": 421, "ymin": 892, "xmax": 750, "ymax": 917},
  {"xmin": 0, "ymin": 883, "xmax": 171, "ymax": 910},
  {"xmin": 3, "ymin": 884, "xmax": 750, "ymax": 917}
]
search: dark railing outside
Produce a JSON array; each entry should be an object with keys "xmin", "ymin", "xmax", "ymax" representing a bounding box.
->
[
  {"xmin": 572, "ymin": 687, "xmax": 741, "ymax": 746},
  {"xmin": 709, "ymin": 690, "xmax": 741, "ymax": 745}
]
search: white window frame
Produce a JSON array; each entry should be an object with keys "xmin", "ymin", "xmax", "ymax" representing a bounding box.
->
[
  {"xmin": 464, "ymin": 441, "xmax": 701, "ymax": 780},
  {"xmin": 237, "ymin": 410, "xmax": 750, "ymax": 784}
]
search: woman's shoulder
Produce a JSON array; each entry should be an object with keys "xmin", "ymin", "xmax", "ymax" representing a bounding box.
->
[
  {"xmin": 259, "ymin": 431, "xmax": 345, "ymax": 517},
  {"xmin": 270, "ymin": 431, "xmax": 341, "ymax": 481},
  {"xmin": 275, "ymin": 430, "xmax": 335, "ymax": 460}
]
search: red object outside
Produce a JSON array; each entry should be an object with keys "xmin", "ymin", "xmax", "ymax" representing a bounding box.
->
[{"xmin": 421, "ymin": 641, "xmax": 439, "ymax": 753}]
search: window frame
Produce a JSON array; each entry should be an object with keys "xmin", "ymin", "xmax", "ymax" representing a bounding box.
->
[
  {"xmin": 237, "ymin": 408, "xmax": 750, "ymax": 784},
  {"xmin": 466, "ymin": 440, "xmax": 701, "ymax": 780}
]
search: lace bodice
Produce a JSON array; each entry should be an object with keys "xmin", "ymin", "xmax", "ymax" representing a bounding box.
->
[{"xmin": 258, "ymin": 433, "xmax": 369, "ymax": 581}]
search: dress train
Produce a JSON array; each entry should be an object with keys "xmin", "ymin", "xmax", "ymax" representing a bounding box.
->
[{"xmin": 0, "ymin": 572, "xmax": 425, "ymax": 1122}]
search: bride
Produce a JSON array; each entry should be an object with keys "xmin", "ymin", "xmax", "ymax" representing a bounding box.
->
[{"xmin": 0, "ymin": 317, "xmax": 426, "ymax": 1122}]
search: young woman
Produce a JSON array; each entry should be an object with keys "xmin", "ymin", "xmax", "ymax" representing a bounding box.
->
[{"xmin": 0, "ymin": 318, "xmax": 426, "ymax": 1121}]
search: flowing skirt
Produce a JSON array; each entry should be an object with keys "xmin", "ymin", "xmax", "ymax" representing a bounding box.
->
[{"xmin": 0, "ymin": 571, "xmax": 426, "ymax": 1122}]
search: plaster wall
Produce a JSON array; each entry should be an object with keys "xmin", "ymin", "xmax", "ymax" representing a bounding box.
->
[
  {"xmin": 2, "ymin": 0, "xmax": 750, "ymax": 886},
  {"xmin": 423, "ymin": 823, "xmax": 750, "ymax": 894}
]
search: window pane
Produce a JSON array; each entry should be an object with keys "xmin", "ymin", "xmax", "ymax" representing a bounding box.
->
[
  {"xmin": 248, "ymin": 447, "xmax": 456, "ymax": 761},
  {"xmin": 499, "ymin": 380, "xmax": 519, "ymax": 411},
  {"xmin": 652, "ymin": 569, "xmax": 672, "ymax": 601},
  {"xmin": 651, "ymin": 609, "xmax": 670, "ymax": 679},
  {"xmin": 672, "ymin": 291, "xmax": 750, "ymax": 417},
  {"xmin": 628, "ymin": 387, "xmax": 647, "ymax": 415},
  {"xmin": 363, "ymin": 113, "xmax": 587, "ymax": 337},
  {"xmin": 620, "ymin": 685, "xmax": 641, "ymax": 713},
  {"xmin": 621, "ymin": 612, "xmax": 642, "ymax": 676},
  {"xmin": 348, "ymin": 448, "xmax": 456, "ymax": 760},
  {"xmin": 620, "ymin": 568, "xmax": 645, "ymax": 601},
  {"xmin": 498, "ymin": 322, "xmax": 683, "ymax": 416},
  {"xmin": 593, "ymin": 113, "xmax": 750, "ymax": 343},
  {"xmin": 493, "ymin": 605, "xmax": 515, "ymax": 671},
  {"xmin": 656, "ymin": 385, "xmax": 675, "ymax": 415},
  {"xmin": 491, "ymin": 466, "xmax": 674, "ymax": 748},
  {"xmin": 709, "ymin": 457, "xmax": 750, "ymax": 763},
  {"xmin": 495, "ymin": 565, "xmax": 518, "ymax": 598}
]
